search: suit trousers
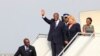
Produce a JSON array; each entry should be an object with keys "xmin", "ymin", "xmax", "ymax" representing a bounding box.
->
[{"xmin": 51, "ymin": 42, "xmax": 63, "ymax": 56}]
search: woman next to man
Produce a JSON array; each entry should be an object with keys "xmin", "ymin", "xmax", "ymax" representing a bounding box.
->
[
  {"xmin": 67, "ymin": 15, "xmax": 81, "ymax": 41},
  {"xmin": 63, "ymin": 14, "xmax": 81, "ymax": 42}
]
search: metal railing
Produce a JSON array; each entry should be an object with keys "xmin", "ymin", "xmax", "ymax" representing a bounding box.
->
[
  {"xmin": 32, "ymin": 34, "xmax": 48, "ymax": 44},
  {"xmin": 58, "ymin": 32, "xmax": 94, "ymax": 56},
  {"xmin": 32, "ymin": 34, "xmax": 51, "ymax": 56},
  {"xmin": 0, "ymin": 33, "xmax": 96, "ymax": 56}
]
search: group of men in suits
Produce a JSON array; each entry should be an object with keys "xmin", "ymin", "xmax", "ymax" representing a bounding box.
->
[
  {"xmin": 41, "ymin": 9, "xmax": 69, "ymax": 56},
  {"xmin": 14, "ymin": 10, "xmax": 70, "ymax": 56}
]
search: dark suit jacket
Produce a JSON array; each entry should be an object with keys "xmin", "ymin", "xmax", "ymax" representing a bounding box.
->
[
  {"xmin": 68, "ymin": 23, "xmax": 81, "ymax": 41},
  {"xmin": 14, "ymin": 45, "xmax": 36, "ymax": 56},
  {"xmin": 43, "ymin": 17, "xmax": 68, "ymax": 44}
]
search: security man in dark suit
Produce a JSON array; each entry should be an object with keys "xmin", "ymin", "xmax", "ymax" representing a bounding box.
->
[
  {"xmin": 41, "ymin": 9, "xmax": 68, "ymax": 56},
  {"xmin": 14, "ymin": 38, "xmax": 37, "ymax": 56},
  {"xmin": 61, "ymin": 13, "xmax": 70, "ymax": 46}
]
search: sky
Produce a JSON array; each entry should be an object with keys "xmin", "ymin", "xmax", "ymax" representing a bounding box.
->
[{"xmin": 0, "ymin": 0, "xmax": 100, "ymax": 53}]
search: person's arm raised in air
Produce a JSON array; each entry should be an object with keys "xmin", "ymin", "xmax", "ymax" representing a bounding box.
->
[{"xmin": 41, "ymin": 9, "xmax": 53, "ymax": 24}]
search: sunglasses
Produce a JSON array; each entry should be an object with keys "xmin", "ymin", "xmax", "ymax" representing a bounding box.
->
[{"xmin": 64, "ymin": 17, "xmax": 68, "ymax": 19}]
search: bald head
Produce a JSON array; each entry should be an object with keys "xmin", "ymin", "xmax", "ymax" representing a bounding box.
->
[{"xmin": 23, "ymin": 38, "xmax": 30, "ymax": 47}]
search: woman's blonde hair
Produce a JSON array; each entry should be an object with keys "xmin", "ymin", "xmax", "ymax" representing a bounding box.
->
[{"xmin": 68, "ymin": 15, "xmax": 76, "ymax": 24}]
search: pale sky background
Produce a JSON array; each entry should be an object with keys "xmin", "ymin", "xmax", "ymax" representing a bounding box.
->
[{"xmin": 0, "ymin": 0, "xmax": 100, "ymax": 53}]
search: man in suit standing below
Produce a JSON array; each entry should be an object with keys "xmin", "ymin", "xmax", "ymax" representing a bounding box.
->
[
  {"xmin": 41, "ymin": 9, "xmax": 68, "ymax": 56},
  {"xmin": 14, "ymin": 38, "xmax": 37, "ymax": 56}
]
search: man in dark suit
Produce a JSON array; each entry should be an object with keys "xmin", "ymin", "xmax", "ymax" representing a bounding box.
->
[
  {"xmin": 41, "ymin": 9, "xmax": 68, "ymax": 56},
  {"xmin": 14, "ymin": 38, "xmax": 37, "ymax": 56},
  {"xmin": 61, "ymin": 13, "xmax": 70, "ymax": 47}
]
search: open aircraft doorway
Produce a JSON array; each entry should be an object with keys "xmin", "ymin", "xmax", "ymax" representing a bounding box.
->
[{"xmin": 80, "ymin": 11, "xmax": 100, "ymax": 33}]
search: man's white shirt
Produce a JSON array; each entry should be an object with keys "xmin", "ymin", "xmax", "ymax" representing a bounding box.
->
[
  {"xmin": 55, "ymin": 19, "xmax": 60, "ymax": 27},
  {"xmin": 24, "ymin": 46, "xmax": 29, "ymax": 51}
]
